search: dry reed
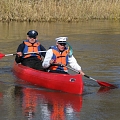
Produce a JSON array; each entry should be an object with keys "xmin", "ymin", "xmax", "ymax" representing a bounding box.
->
[{"xmin": 0, "ymin": 0, "xmax": 120, "ymax": 22}]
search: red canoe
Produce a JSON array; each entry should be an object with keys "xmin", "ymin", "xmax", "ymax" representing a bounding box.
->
[{"xmin": 12, "ymin": 62, "xmax": 84, "ymax": 94}]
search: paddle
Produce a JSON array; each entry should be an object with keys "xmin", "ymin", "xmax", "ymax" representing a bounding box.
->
[
  {"xmin": 0, "ymin": 53, "xmax": 16, "ymax": 59},
  {"xmin": 0, "ymin": 42, "xmax": 72, "ymax": 59},
  {"xmin": 0, "ymin": 51, "xmax": 46, "ymax": 59},
  {"xmin": 62, "ymin": 65, "xmax": 117, "ymax": 88},
  {"xmin": 83, "ymin": 75, "xmax": 117, "ymax": 88}
]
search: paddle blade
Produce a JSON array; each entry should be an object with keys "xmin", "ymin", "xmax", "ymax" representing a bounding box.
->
[
  {"xmin": 97, "ymin": 80, "xmax": 117, "ymax": 88},
  {"xmin": 0, "ymin": 53, "xmax": 5, "ymax": 59}
]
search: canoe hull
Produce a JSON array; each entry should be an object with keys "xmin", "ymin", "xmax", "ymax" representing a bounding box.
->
[{"xmin": 13, "ymin": 62, "xmax": 84, "ymax": 94}]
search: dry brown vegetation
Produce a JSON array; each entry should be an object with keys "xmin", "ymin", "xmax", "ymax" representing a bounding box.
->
[{"xmin": 0, "ymin": 0, "xmax": 120, "ymax": 22}]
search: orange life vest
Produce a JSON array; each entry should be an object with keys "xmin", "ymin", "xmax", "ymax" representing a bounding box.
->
[
  {"xmin": 23, "ymin": 40, "xmax": 42, "ymax": 60},
  {"xmin": 50, "ymin": 46, "xmax": 69, "ymax": 71}
]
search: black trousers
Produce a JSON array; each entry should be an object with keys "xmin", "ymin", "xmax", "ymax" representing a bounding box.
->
[{"xmin": 21, "ymin": 57, "xmax": 44, "ymax": 70}]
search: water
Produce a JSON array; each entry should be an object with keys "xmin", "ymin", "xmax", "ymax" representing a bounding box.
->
[{"xmin": 0, "ymin": 20, "xmax": 120, "ymax": 120}]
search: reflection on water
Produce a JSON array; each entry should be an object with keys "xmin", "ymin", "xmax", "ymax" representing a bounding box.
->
[
  {"xmin": 0, "ymin": 92, "xmax": 3, "ymax": 105},
  {"xmin": 97, "ymin": 87, "xmax": 113, "ymax": 93},
  {"xmin": 0, "ymin": 20, "xmax": 120, "ymax": 120},
  {"xmin": 15, "ymin": 86, "xmax": 82, "ymax": 120}
]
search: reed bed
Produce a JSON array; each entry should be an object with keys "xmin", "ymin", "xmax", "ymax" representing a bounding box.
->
[{"xmin": 0, "ymin": 0, "xmax": 120, "ymax": 22}]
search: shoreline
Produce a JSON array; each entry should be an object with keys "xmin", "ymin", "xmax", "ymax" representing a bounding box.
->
[{"xmin": 0, "ymin": 0, "xmax": 120, "ymax": 22}]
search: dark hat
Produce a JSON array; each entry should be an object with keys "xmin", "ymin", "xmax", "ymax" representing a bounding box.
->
[{"xmin": 27, "ymin": 30, "xmax": 38, "ymax": 39}]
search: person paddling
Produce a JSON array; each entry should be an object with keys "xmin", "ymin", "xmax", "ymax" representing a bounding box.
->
[
  {"xmin": 42, "ymin": 37, "xmax": 85, "ymax": 75},
  {"xmin": 15, "ymin": 30, "xmax": 46, "ymax": 70}
]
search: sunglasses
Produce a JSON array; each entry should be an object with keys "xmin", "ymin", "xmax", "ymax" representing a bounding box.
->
[
  {"xmin": 59, "ymin": 43, "xmax": 66, "ymax": 46},
  {"xmin": 28, "ymin": 35, "xmax": 36, "ymax": 39},
  {"xmin": 29, "ymin": 37, "xmax": 36, "ymax": 39}
]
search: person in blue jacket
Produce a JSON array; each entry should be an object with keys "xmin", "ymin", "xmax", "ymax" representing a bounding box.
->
[{"xmin": 15, "ymin": 30, "xmax": 46, "ymax": 70}]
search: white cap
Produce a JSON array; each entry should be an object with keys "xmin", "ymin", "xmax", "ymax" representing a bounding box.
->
[{"xmin": 55, "ymin": 37, "xmax": 68, "ymax": 43}]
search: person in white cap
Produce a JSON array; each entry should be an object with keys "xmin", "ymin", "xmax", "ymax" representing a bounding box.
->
[{"xmin": 42, "ymin": 37, "xmax": 85, "ymax": 75}]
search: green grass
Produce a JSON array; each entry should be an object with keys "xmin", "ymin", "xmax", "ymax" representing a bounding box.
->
[{"xmin": 1, "ymin": 0, "xmax": 120, "ymax": 22}]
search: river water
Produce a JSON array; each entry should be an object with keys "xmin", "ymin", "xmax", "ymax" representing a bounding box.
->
[{"xmin": 0, "ymin": 20, "xmax": 120, "ymax": 120}]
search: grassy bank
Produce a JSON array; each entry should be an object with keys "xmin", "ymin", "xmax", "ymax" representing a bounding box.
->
[{"xmin": 1, "ymin": 0, "xmax": 120, "ymax": 22}]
